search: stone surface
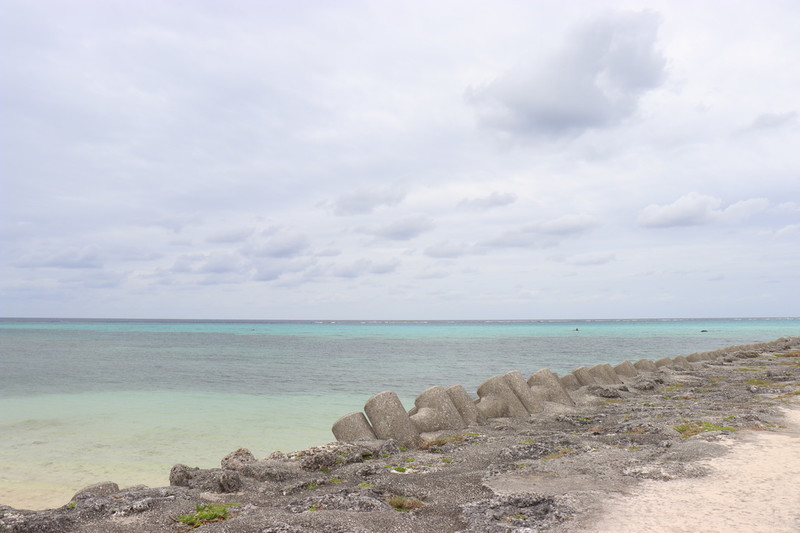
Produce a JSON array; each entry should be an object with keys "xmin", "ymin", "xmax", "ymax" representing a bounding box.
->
[
  {"xmin": 409, "ymin": 386, "xmax": 466, "ymax": 432},
  {"xmin": 332, "ymin": 412, "xmax": 377, "ymax": 442},
  {"xmin": 614, "ymin": 360, "xmax": 638, "ymax": 378},
  {"xmin": 589, "ymin": 363, "xmax": 623, "ymax": 385},
  {"xmin": 364, "ymin": 391, "xmax": 421, "ymax": 448},
  {"xmin": 528, "ymin": 369, "xmax": 575, "ymax": 406},
  {"xmin": 672, "ymin": 355, "xmax": 691, "ymax": 370},
  {"xmin": 571, "ymin": 366, "xmax": 597, "ymax": 387},
  {"xmin": 446, "ymin": 384, "xmax": 486, "ymax": 425},
  {"xmin": 655, "ymin": 357, "xmax": 674, "ymax": 368},
  {"xmin": 476, "ymin": 375, "xmax": 530, "ymax": 418},
  {"xmin": 168, "ymin": 464, "xmax": 242, "ymax": 493},
  {"xmin": 503, "ymin": 370, "xmax": 543, "ymax": 413},
  {"xmin": 634, "ymin": 359, "xmax": 658, "ymax": 372},
  {"xmin": 559, "ymin": 373, "xmax": 581, "ymax": 392}
]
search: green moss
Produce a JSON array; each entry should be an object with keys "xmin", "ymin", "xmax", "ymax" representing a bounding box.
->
[
  {"xmin": 357, "ymin": 482, "xmax": 373, "ymax": 489},
  {"xmin": 392, "ymin": 466, "xmax": 407, "ymax": 473},
  {"xmin": 329, "ymin": 477, "xmax": 342, "ymax": 484},
  {"xmin": 441, "ymin": 457, "xmax": 453, "ymax": 463},
  {"xmin": 176, "ymin": 503, "xmax": 239, "ymax": 529},
  {"xmin": 674, "ymin": 421, "xmax": 735, "ymax": 438},
  {"xmin": 304, "ymin": 483, "xmax": 319, "ymax": 490}
]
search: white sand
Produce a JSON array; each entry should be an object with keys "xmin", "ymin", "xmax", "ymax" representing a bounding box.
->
[{"xmin": 588, "ymin": 407, "xmax": 800, "ymax": 533}]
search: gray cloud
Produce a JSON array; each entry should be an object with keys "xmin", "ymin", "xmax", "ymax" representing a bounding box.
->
[
  {"xmin": 332, "ymin": 189, "xmax": 405, "ymax": 216},
  {"xmin": 424, "ymin": 241, "xmax": 476, "ymax": 258},
  {"xmin": 744, "ymin": 111, "xmax": 798, "ymax": 132},
  {"xmin": 16, "ymin": 248, "xmax": 104, "ymax": 269},
  {"xmin": 206, "ymin": 228, "xmax": 254, "ymax": 244},
  {"xmin": 637, "ymin": 193, "xmax": 769, "ymax": 228},
  {"xmin": 368, "ymin": 216, "xmax": 435, "ymax": 241},
  {"xmin": 469, "ymin": 11, "xmax": 665, "ymax": 138},
  {"xmin": 249, "ymin": 233, "xmax": 311, "ymax": 258},
  {"xmin": 482, "ymin": 214, "xmax": 599, "ymax": 248},
  {"xmin": 458, "ymin": 192, "xmax": 517, "ymax": 209}
]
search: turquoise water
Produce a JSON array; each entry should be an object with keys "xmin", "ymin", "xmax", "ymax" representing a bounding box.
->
[{"xmin": 1, "ymin": 317, "xmax": 798, "ymax": 509}]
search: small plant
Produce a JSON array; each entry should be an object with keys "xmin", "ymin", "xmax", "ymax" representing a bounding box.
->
[
  {"xmin": 304, "ymin": 482, "xmax": 319, "ymax": 490},
  {"xmin": 329, "ymin": 477, "xmax": 342, "ymax": 484},
  {"xmin": 392, "ymin": 466, "xmax": 407, "ymax": 473},
  {"xmin": 320, "ymin": 467, "xmax": 330, "ymax": 473},
  {"xmin": 398, "ymin": 446, "xmax": 408, "ymax": 452},
  {"xmin": 387, "ymin": 495, "xmax": 424, "ymax": 511},
  {"xmin": 501, "ymin": 513, "xmax": 526, "ymax": 521},
  {"xmin": 441, "ymin": 457, "xmax": 453, "ymax": 464},
  {"xmin": 357, "ymin": 482, "xmax": 373, "ymax": 489},
  {"xmin": 308, "ymin": 503, "xmax": 321, "ymax": 511},
  {"xmin": 466, "ymin": 432, "xmax": 480, "ymax": 437},
  {"xmin": 542, "ymin": 448, "xmax": 573, "ymax": 460},
  {"xmin": 674, "ymin": 421, "xmax": 735, "ymax": 438},
  {"xmin": 176, "ymin": 503, "xmax": 239, "ymax": 529},
  {"xmin": 404, "ymin": 457, "xmax": 415, "ymax": 462},
  {"xmin": 67, "ymin": 502, "xmax": 77, "ymax": 509},
  {"xmin": 775, "ymin": 351, "xmax": 800, "ymax": 358},
  {"xmin": 745, "ymin": 378, "xmax": 776, "ymax": 386}
]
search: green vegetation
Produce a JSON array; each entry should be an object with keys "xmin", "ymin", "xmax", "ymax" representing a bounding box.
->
[
  {"xmin": 357, "ymin": 482, "xmax": 373, "ymax": 489},
  {"xmin": 176, "ymin": 503, "xmax": 239, "ymax": 529},
  {"xmin": 66, "ymin": 502, "xmax": 77, "ymax": 509},
  {"xmin": 441, "ymin": 457, "xmax": 453, "ymax": 464},
  {"xmin": 304, "ymin": 482, "xmax": 319, "ymax": 490},
  {"xmin": 404, "ymin": 457, "xmax": 415, "ymax": 462},
  {"xmin": 501, "ymin": 514, "xmax": 526, "ymax": 521},
  {"xmin": 392, "ymin": 466, "xmax": 407, "ymax": 473},
  {"xmin": 674, "ymin": 421, "xmax": 735, "ymax": 438},
  {"xmin": 745, "ymin": 378, "xmax": 777, "ymax": 386},
  {"xmin": 329, "ymin": 477, "xmax": 342, "ymax": 484},
  {"xmin": 775, "ymin": 351, "xmax": 800, "ymax": 358},
  {"xmin": 387, "ymin": 495, "xmax": 424, "ymax": 511}
]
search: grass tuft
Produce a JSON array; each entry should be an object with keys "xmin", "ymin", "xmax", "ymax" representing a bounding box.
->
[
  {"xmin": 176, "ymin": 503, "xmax": 239, "ymax": 529},
  {"xmin": 674, "ymin": 421, "xmax": 735, "ymax": 438},
  {"xmin": 387, "ymin": 495, "xmax": 424, "ymax": 511}
]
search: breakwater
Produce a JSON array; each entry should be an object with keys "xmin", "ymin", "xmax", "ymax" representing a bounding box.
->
[{"xmin": 332, "ymin": 337, "xmax": 800, "ymax": 447}]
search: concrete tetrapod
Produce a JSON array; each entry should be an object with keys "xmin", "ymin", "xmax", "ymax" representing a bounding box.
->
[
  {"xmin": 588, "ymin": 363, "xmax": 623, "ymax": 385},
  {"xmin": 634, "ymin": 359, "xmax": 658, "ymax": 372},
  {"xmin": 364, "ymin": 391, "xmax": 421, "ymax": 449},
  {"xmin": 331, "ymin": 412, "xmax": 377, "ymax": 442},
  {"xmin": 528, "ymin": 369, "xmax": 575, "ymax": 406},
  {"xmin": 446, "ymin": 385, "xmax": 486, "ymax": 426},
  {"xmin": 613, "ymin": 360, "xmax": 638, "ymax": 379},
  {"xmin": 503, "ymin": 370, "xmax": 543, "ymax": 413},
  {"xmin": 571, "ymin": 366, "xmax": 597, "ymax": 387},
  {"xmin": 475, "ymin": 375, "xmax": 530, "ymax": 419},
  {"xmin": 408, "ymin": 386, "xmax": 466, "ymax": 433}
]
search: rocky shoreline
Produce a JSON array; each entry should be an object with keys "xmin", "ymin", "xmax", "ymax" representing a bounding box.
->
[{"xmin": 2, "ymin": 337, "xmax": 799, "ymax": 533}]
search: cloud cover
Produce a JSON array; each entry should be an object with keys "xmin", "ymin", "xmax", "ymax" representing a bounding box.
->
[{"xmin": 1, "ymin": 0, "xmax": 798, "ymax": 319}]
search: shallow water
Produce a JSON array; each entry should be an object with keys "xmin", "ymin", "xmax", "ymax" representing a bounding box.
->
[{"xmin": 1, "ymin": 317, "xmax": 797, "ymax": 509}]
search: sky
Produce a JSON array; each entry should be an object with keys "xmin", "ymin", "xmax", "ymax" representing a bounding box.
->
[{"xmin": 1, "ymin": 0, "xmax": 798, "ymax": 320}]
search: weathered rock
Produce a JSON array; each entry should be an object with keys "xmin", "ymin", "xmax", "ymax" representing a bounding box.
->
[
  {"xmin": 168, "ymin": 464, "xmax": 242, "ymax": 493},
  {"xmin": 364, "ymin": 391, "xmax": 421, "ymax": 448},
  {"xmin": 332, "ymin": 412, "xmax": 377, "ymax": 442},
  {"xmin": 446, "ymin": 384, "xmax": 486, "ymax": 425},
  {"xmin": 72, "ymin": 481, "xmax": 120, "ymax": 501},
  {"xmin": 221, "ymin": 448, "xmax": 256, "ymax": 470},
  {"xmin": 528, "ymin": 369, "xmax": 575, "ymax": 406},
  {"xmin": 239, "ymin": 459, "xmax": 302, "ymax": 482},
  {"xmin": 409, "ymin": 386, "xmax": 466, "ymax": 432}
]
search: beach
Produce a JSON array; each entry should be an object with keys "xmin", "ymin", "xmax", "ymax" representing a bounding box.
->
[{"xmin": 1, "ymin": 337, "xmax": 798, "ymax": 532}]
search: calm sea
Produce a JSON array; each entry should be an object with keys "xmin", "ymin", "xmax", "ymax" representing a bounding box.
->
[{"xmin": 1, "ymin": 317, "xmax": 798, "ymax": 509}]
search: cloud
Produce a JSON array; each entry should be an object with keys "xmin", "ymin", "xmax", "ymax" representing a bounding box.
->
[
  {"xmin": 249, "ymin": 233, "xmax": 311, "ymax": 258},
  {"xmin": 562, "ymin": 251, "xmax": 617, "ymax": 266},
  {"xmin": 743, "ymin": 111, "xmax": 798, "ymax": 132},
  {"xmin": 637, "ymin": 193, "xmax": 769, "ymax": 228},
  {"xmin": 16, "ymin": 248, "xmax": 104, "ymax": 269},
  {"xmin": 424, "ymin": 241, "xmax": 476, "ymax": 258},
  {"xmin": 205, "ymin": 228, "xmax": 254, "ymax": 244},
  {"xmin": 367, "ymin": 216, "xmax": 435, "ymax": 241},
  {"xmin": 482, "ymin": 214, "xmax": 599, "ymax": 248},
  {"xmin": 458, "ymin": 192, "xmax": 517, "ymax": 209},
  {"xmin": 330, "ymin": 258, "xmax": 400, "ymax": 278},
  {"xmin": 469, "ymin": 10, "xmax": 666, "ymax": 139},
  {"xmin": 332, "ymin": 189, "xmax": 405, "ymax": 215}
]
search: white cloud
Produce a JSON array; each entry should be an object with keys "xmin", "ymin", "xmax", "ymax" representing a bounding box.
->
[
  {"xmin": 458, "ymin": 192, "xmax": 517, "ymax": 209},
  {"xmin": 367, "ymin": 216, "xmax": 435, "ymax": 241},
  {"xmin": 469, "ymin": 10, "xmax": 666, "ymax": 139},
  {"xmin": 331, "ymin": 189, "xmax": 405, "ymax": 216},
  {"xmin": 637, "ymin": 193, "xmax": 769, "ymax": 228}
]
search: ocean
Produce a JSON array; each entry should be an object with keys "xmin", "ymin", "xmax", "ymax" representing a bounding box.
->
[{"xmin": 1, "ymin": 317, "xmax": 798, "ymax": 509}]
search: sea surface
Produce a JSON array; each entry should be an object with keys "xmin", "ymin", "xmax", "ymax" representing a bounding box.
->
[{"xmin": 1, "ymin": 317, "xmax": 798, "ymax": 509}]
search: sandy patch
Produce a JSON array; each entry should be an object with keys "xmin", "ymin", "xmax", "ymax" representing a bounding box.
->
[{"xmin": 587, "ymin": 407, "xmax": 800, "ymax": 533}]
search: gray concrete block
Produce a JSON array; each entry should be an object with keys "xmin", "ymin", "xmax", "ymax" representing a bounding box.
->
[
  {"xmin": 672, "ymin": 355, "xmax": 691, "ymax": 370},
  {"xmin": 589, "ymin": 363, "xmax": 623, "ymax": 385},
  {"xmin": 504, "ymin": 370, "xmax": 543, "ymax": 413},
  {"xmin": 559, "ymin": 373, "xmax": 581, "ymax": 391},
  {"xmin": 528, "ymin": 368, "xmax": 575, "ymax": 406},
  {"xmin": 409, "ymin": 386, "xmax": 466, "ymax": 433},
  {"xmin": 476, "ymin": 375, "xmax": 530, "ymax": 419},
  {"xmin": 634, "ymin": 359, "xmax": 658, "ymax": 372},
  {"xmin": 332, "ymin": 412, "xmax": 377, "ymax": 442},
  {"xmin": 614, "ymin": 360, "xmax": 638, "ymax": 378},
  {"xmin": 655, "ymin": 357, "xmax": 673, "ymax": 368},
  {"xmin": 364, "ymin": 391, "xmax": 421, "ymax": 449},
  {"xmin": 571, "ymin": 366, "xmax": 597, "ymax": 387},
  {"xmin": 446, "ymin": 385, "xmax": 486, "ymax": 425}
]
